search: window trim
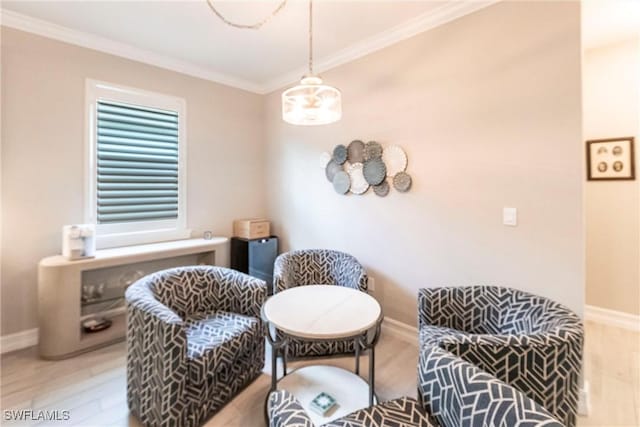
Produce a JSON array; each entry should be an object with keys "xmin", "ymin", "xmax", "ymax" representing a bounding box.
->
[{"xmin": 85, "ymin": 79, "xmax": 189, "ymax": 249}]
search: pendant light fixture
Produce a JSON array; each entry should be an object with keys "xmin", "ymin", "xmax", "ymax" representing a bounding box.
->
[{"xmin": 282, "ymin": 0, "xmax": 342, "ymax": 126}]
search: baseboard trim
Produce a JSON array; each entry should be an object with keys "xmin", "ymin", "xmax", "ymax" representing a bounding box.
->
[
  {"xmin": 382, "ymin": 317, "xmax": 418, "ymax": 345},
  {"xmin": 578, "ymin": 380, "xmax": 590, "ymax": 416},
  {"xmin": 1, "ymin": 328, "xmax": 38, "ymax": 354},
  {"xmin": 585, "ymin": 305, "xmax": 640, "ymax": 332}
]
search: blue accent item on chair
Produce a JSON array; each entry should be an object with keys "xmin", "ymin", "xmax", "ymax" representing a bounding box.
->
[{"xmin": 125, "ymin": 266, "xmax": 266, "ymax": 427}]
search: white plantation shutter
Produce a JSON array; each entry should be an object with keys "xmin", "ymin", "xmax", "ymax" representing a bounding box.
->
[{"xmin": 96, "ymin": 101, "xmax": 179, "ymax": 224}]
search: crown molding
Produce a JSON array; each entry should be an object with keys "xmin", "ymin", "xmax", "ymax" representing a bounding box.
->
[
  {"xmin": 1, "ymin": 2, "xmax": 499, "ymax": 95},
  {"xmin": 261, "ymin": 0, "xmax": 500, "ymax": 93},
  {"xmin": 0, "ymin": 9, "xmax": 264, "ymax": 94}
]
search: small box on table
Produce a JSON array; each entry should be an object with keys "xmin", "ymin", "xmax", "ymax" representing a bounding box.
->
[{"xmin": 233, "ymin": 218, "xmax": 270, "ymax": 240}]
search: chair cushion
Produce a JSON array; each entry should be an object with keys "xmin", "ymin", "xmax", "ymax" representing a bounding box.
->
[
  {"xmin": 325, "ymin": 397, "xmax": 436, "ymax": 427},
  {"xmin": 185, "ymin": 310, "xmax": 260, "ymax": 383}
]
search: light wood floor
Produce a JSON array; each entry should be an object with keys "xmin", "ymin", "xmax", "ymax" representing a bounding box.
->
[{"xmin": 1, "ymin": 320, "xmax": 638, "ymax": 427}]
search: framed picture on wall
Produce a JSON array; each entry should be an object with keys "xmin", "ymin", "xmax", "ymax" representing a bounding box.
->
[{"xmin": 586, "ymin": 137, "xmax": 635, "ymax": 181}]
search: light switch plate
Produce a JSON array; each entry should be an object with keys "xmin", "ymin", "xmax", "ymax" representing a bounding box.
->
[
  {"xmin": 503, "ymin": 207, "xmax": 517, "ymax": 226},
  {"xmin": 368, "ymin": 277, "xmax": 375, "ymax": 292}
]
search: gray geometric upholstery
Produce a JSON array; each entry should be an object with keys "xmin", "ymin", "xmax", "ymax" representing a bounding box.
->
[
  {"xmin": 418, "ymin": 345, "xmax": 563, "ymax": 427},
  {"xmin": 267, "ymin": 390, "xmax": 314, "ymax": 427},
  {"xmin": 268, "ymin": 391, "xmax": 435, "ymax": 427},
  {"xmin": 273, "ymin": 249, "xmax": 368, "ymax": 357},
  {"xmin": 418, "ymin": 285, "xmax": 583, "ymax": 426},
  {"xmin": 268, "ymin": 346, "xmax": 562, "ymax": 427},
  {"xmin": 126, "ymin": 266, "xmax": 267, "ymax": 427}
]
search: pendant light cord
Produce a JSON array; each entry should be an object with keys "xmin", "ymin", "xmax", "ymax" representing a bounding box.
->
[
  {"xmin": 308, "ymin": 0, "xmax": 314, "ymax": 75},
  {"xmin": 206, "ymin": 0, "xmax": 288, "ymax": 30}
]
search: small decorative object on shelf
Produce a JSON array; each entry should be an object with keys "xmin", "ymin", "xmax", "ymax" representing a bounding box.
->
[
  {"xmin": 203, "ymin": 230, "xmax": 213, "ymax": 240},
  {"xmin": 323, "ymin": 141, "xmax": 412, "ymax": 196},
  {"xmin": 62, "ymin": 224, "xmax": 95, "ymax": 260},
  {"xmin": 81, "ymin": 317, "xmax": 112, "ymax": 333},
  {"xmin": 233, "ymin": 219, "xmax": 270, "ymax": 240},
  {"xmin": 310, "ymin": 392, "xmax": 337, "ymax": 416}
]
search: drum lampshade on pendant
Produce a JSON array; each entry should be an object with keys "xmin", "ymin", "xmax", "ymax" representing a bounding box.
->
[{"xmin": 282, "ymin": 0, "xmax": 342, "ymax": 126}]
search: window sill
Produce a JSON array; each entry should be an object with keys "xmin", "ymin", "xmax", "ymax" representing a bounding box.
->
[{"xmin": 96, "ymin": 228, "xmax": 192, "ymax": 250}]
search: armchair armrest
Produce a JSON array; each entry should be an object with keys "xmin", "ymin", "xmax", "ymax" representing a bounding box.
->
[
  {"xmin": 334, "ymin": 258, "xmax": 368, "ymax": 291},
  {"xmin": 216, "ymin": 270, "xmax": 267, "ymax": 319},
  {"xmin": 268, "ymin": 390, "xmax": 314, "ymax": 427},
  {"xmin": 126, "ymin": 283, "xmax": 184, "ymax": 326},
  {"xmin": 273, "ymin": 254, "xmax": 295, "ymax": 294},
  {"xmin": 418, "ymin": 287, "xmax": 442, "ymax": 330},
  {"xmin": 435, "ymin": 329, "xmax": 581, "ymax": 348},
  {"xmin": 418, "ymin": 286, "xmax": 508, "ymax": 333},
  {"xmin": 125, "ymin": 283, "xmax": 188, "ymax": 426}
]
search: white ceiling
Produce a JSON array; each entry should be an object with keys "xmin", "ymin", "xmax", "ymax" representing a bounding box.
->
[
  {"xmin": 1, "ymin": 0, "xmax": 469, "ymax": 92},
  {"xmin": 582, "ymin": 0, "xmax": 640, "ymax": 49},
  {"xmin": 10, "ymin": 1, "xmax": 633, "ymax": 91}
]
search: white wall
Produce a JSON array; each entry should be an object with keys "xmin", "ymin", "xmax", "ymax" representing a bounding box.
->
[
  {"xmin": 1, "ymin": 28, "xmax": 266, "ymax": 335},
  {"xmin": 264, "ymin": 1, "xmax": 584, "ymax": 325},
  {"xmin": 584, "ymin": 38, "xmax": 640, "ymax": 316}
]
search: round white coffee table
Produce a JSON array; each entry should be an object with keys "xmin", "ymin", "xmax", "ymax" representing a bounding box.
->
[{"xmin": 262, "ymin": 285, "xmax": 383, "ymax": 425}]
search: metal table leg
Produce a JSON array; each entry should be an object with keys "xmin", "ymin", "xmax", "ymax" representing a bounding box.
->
[
  {"xmin": 264, "ymin": 322, "xmax": 288, "ymax": 423},
  {"xmin": 354, "ymin": 338, "xmax": 361, "ymax": 375},
  {"xmin": 369, "ymin": 345, "xmax": 375, "ymax": 406}
]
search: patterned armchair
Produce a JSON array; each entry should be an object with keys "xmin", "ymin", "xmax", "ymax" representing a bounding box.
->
[
  {"xmin": 267, "ymin": 345, "xmax": 562, "ymax": 427},
  {"xmin": 273, "ymin": 249, "xmax": 367, "ymax": 357},
  {"xmin": 418, "ymin": 345, "xmax": 563, "ymax": 427},
  {"xmin": 418, "ymin": 285, "xmax": 583, "ymax": 426},
  {"xmin": 125, "ymin": 266, "xmax": 267, "ymax": 427}
]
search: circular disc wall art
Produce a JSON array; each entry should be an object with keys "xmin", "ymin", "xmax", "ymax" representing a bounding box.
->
[
  {"xmin": 347, "ymin": 163, "xmax": 369, "ymax": 195},
  {"xmin": 347, "ymin": 140, "xmax": 365, "ymax": 163},
  {"xmin": 325, "ymin": 159, "xmax": 343, "ymax": 182},
  {"xmin": 333, "ymin": 144, "xmax": 348, "ymax": 165},
  {"xmin": 373, "ymin": 180, "xmax": 390, "ymax": 197},
  {"xmin": 382, "ymin": 145, "xmax": 407, "ymax": 176},
  {"xmin": 332, "ymin": 171, "xmax": 351, "ymax": 194},
  {"xmin": 393, "ymin": 172, "xmax": 412, "ymax": 192},
  {"xmin": 363, "ymin": 158, "xmax": 387, "ymax": 186},
  {"xmin": 364, "ymin": 141, "xmax": 383, "ymax": 160},
  {"xmin": 319, "ymin": 151, "xmax": 332, "ymax": 169}
]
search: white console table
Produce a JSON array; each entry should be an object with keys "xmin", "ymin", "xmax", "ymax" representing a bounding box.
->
[{"xmin": 38, "ymin": 237, "xmax": 228, "ymax": 359}]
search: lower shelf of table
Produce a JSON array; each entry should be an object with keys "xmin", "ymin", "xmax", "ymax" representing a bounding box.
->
[{"xmin": 276, "ymin": 365, "xmax": 377, "ymax": 425}]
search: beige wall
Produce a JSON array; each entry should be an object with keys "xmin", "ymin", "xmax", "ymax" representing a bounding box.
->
[
  {"xmin": 584, "ymin": 38, "xmax": 640, "ymax": 316},
  {"xmin": 1, "ymin": 1, "xmax": 588, "ymax": 336},
  {"xmin": 264, "ymin": 1, "xmax": 584, "ymax": 325},
  {"xmin": 1, "ymin": 28, "xmax": 266, "ymax": 335}
]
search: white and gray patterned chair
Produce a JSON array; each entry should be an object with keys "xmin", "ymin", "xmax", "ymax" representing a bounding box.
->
[
  {"xmin": 273, "ymin": 249, "xmax": 368, "ymax": 358},
  {"xmin": 125, "ymin": 266, "xmax": 267, "ymax": 427},
  {"xmin": 268, "ymin": 345, "xmax": 562, "ymax": 427},
  {"xmin": 418, "ymin": 345, "xmax": 564, "ymax": 427},
  {"xmin": 418, "ymin": 285, "xmax": 583, "ymax": 426}
]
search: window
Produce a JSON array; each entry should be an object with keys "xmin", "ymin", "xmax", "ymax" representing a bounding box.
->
[{"xmin": 86, "ymin": 80, "xmax": 188, "ymax": 248}]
